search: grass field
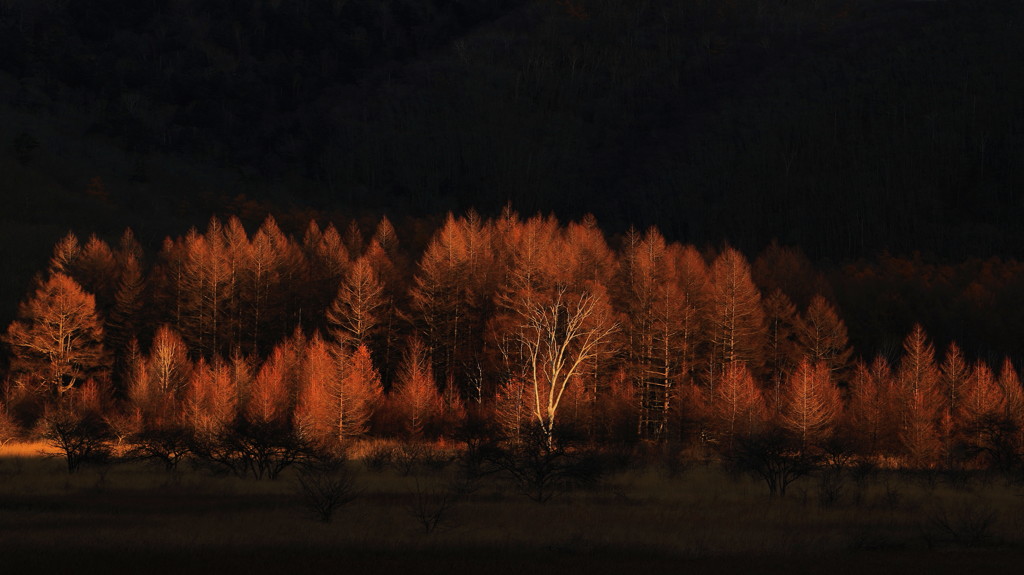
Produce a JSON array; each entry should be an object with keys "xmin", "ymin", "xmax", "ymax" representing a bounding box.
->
[{"xmin": 2, "ymin": 441, "xmax": 1024, "ymax": 574}]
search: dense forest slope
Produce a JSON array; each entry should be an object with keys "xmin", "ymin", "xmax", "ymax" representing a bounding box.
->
[{"xmin": 2, "ymin": 0, "xmax": 1024, "ymax": 344}]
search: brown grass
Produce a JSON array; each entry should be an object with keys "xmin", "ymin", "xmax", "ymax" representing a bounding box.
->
[{"xmin": 2, "ymin": 444, "xmax": 1024, "ymax": 574}]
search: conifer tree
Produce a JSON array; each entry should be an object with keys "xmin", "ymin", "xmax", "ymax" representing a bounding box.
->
[
  {"xmin": 778, "ymin": 359, "xmax": 841, "ymax": 450},
  {"xmin": 4, "ymin": 274, "xmax": 108, "ymax": 397}
]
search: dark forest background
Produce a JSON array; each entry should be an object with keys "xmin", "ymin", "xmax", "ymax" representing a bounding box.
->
[{"xmin": 2, "ymin": 0, "xmax": 1024, "ymax": 362}]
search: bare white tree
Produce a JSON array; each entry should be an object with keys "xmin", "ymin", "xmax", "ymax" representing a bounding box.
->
[{"xmin": 509, "ymin": 285, "xmax": 617, "ymax": 444}]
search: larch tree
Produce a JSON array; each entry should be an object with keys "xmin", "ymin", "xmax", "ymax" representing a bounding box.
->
[
  {"xmin": 957, "ymin": 361, "xmax": 1002, "ymax": 426},
  {"xmin": 762, "ymin": 288, "xmax": 801, "ymax": 413},
  {"xmin": 185, "ymin": 357, "xmax": 239, "ymax": 440},
  {"xmin": 326, "ymin": 256, "xmax": 386, "ymax": 352},
  {"xmin": 957, "ymin": 361, "xmax": 1013, "ymax": 469},
  {"xmin": 940, "ymin": 342, "xmax": 969, "ymax": 420},
  {"xmin": 706, "ymin": 247, "xmax": 766, "ymax": 401},
  {"xmin": 246, "ymin": 340, "xmax": 301, "ymax": 428},
  {"xmin": 778, "ymin": 359, "xmax": 841, "ymax": 451},
  {"xmin": 145, "ymin": 326, "xmax": 192, "ymax": 399},
  {"xmin": 295, "ymin": 340, "xmax": 382, "ymax": 445},
  {"xmin": 896, "ymin": 325, "xmax": 943, "ymax": 466},
  {"xmin": 618, "ymin": 227, "xmax": 686, "ymax": 439},
  {"xmin": 410, "ymin": 212, "xmax": 497, "ymax": 401},
  {"xmin": 390, "ymin": 337, "xmax": 442, "ymax": 439},
  {"xmin": 998, "ymin": 358, "xmax": 1024, "ymax": 452},
  {"xmin": 48, "ymin": 232, "xmax": 81, "ymax": 276},
  {"xmin": 106, "ymin": 247, "xmax": 147, "ymax": 391},
  {"xmin": 74, "ymin": 235, "xmax": 119, "ymax": 312},
  {"xmin": 301, "ymin": 221, "xmax": 350, "ymax": 333},
  {"xmin": 362, "ymin": 239, "xmax": 404, "ymax": 384},
  {"xmin": 179, "ymin": 221, "xmax": 231, "ymax": 357},
  {"xmin": 795, "ymin": 295, "xmax": 853, "ymax": 378},
  {"xmin": 337, "ymin": 344, "xmax": 384, "ymax": 439},
  {"xmin": 845, "ymin": 357, "xmax": 897, "ymax": 456},
  {"xmin": 4, "ymin": 274, "xmax": 108, "ymax": 397},
  {"xmin": 243, "ymin": 216, "xmax": 305, "ymax": 355},
  {"xmin": 710, "ymin": 361, "xmax": 766, "ymax": 449},
  {"xmin": 127, "ymin": 326, "xmax": 191, "ymax": 430}
]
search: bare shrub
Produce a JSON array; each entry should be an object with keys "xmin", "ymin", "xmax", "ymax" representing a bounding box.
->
[
  {"xmin": 816, "ymin": 466, "xmax": 845, "ymax": 507},
  {"xmin": 41, "ymin": 407, "xmax": 113, "ymax": 473},
  {"xmin": 393, "ymin": 443, "xmax": 427, "ymax": 476},
  {"xmin": 880, "ymin": 475, "xmax": 904, "ymax": 510},
  {"xmin": 725, "ymin": 430, "xmax": 816, "ymax": 498},
  {"xmin": 362, "ymin": 443, "xmax": 395, "ymax": 472},
  {"xmin": 407, "ymin": 478, "xmax": 458, "ymax": 534},
  {"xmin": 130, "ymin": 427, "xmax": 192, "ymax": 472},
  {"xmin": 295, "ymin": 458, "xmax": 359, "ymax": 523},
  {"xmin": 192, "ymin": 419, "xmax": 313, "ymax": 479},
  {"xmin": 922, "ymin": 500, "xmax": 999, "ymax": 548},
  {"xmin": 489, "ymin": 426, "xmax": 605, "ymax": 504}
]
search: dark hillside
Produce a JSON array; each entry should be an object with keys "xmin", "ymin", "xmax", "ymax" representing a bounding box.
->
[{"xmin": 2, "ymin": 0, "xmax": 1023, "ymax": 332}]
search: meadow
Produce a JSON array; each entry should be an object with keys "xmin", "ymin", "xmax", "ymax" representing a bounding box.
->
[{"xmin": 2, "ymin": 441, "xmax": 1024, "ymax": 574}]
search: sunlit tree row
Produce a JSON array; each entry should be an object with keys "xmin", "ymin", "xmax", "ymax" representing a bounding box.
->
[{"xmin": 2, "ymin": 210, "xmax": 1022, "ymax": 468}]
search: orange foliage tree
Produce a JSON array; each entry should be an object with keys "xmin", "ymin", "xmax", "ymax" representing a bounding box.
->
[
  {"xmin": 896, "ymin": 325, "xmax": 943, "ymax": 466},
  {"xmin": 706, "ymin": 247, "xmax": 766, "ymax": 397},
  {"xmin": 709, "ymin": 361, "xmax": 766, "ymax": 449},
  {"xmin": 4, "ymin": 274, "xmax": 109, "ymax": 397},
  {"xmin": 778, "ymin": 359, "xmax": 841, "ymax": 450},
  {"xmin": 390, "ymin": 337, "xmax": 442, "ymax": 439}
]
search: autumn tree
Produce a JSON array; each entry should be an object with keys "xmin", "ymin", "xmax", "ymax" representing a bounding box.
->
[
  {"xmin": 4, "ymin": 274, "xmax": 108, "ymax": 397},
  {"xmin": 778, "ymin": 359, "xmax": 841, "ymax": 451},
  {"xmin": 896, "ymin": 325, "xmax": 943, "ymax": 466},
  {"xmin": 845, "ymin": 356, "xmax": 899, "ymax": 456},
  {"xmin": 106, "ymin": 234, "xmax": 147, "ymax": 381},
  {"xmin": 48, "ymin": 232, "xmax": 81, "ymax": 276},
  {"xmin": 178, "ymin": 221, "xmax": 232, "ymax": 356},
  {"xmin": 956, "ymin": 361, "xmax": 1019, "ymax": 470},
  {"xmin": 124, "ymin": 327, "xmax": 194, "ymax": 470},
  {"xmin": 709, "ymin": 361, "xmax": 766, "ymax": 449},
  {"xmin": 326, "ymin": 256, "xmax": 385, "ymax": 351},
  {"xmin": 940, "ymin": 342, "xmax": 969, "ymax": 420},
  {"xmin": 410, "ymin": 212, "xmax": 497, "ymax": 401},
  {"xmin": 795, "ymin": 295, "xmax": 853, "ymax": 378},
  {"xmin": 762, "ymin": 288, "xmax": 801, "ymax": 413},
  {"xmin": 301, "ymin": 221, "xmax": 350, "ymax": 333},
  {"xmin": 297, "ymin": 340, "xmax": 382, "ymax": 447},
  {"xmin": 617, "ymin": 227, "xmax": 692, "ymax": 439},
  {"xmin": 706, "ymin": 247, "xmax": 766, "ymax": 397},
  {"xmin": 184, "ymin": 356, "xmax": 240, "ymax": 442},
  {"xmin": 390, "ymin": 337, "xmax": 442, "ymax": 439},
  {"xmin": 232, "ymin": 216, "xmax": 305, "ymax": 355}
]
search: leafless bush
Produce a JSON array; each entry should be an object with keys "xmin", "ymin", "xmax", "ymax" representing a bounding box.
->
[
  {"xmin": 128, "ymin": 427, "xmax": 192, "ymax": 472},
  {"xmin": 362, "ymin": 443, "xmax": 395, "ymax": 472},
  {"xmin": 880, "ymin": 475, "xmax": 904, "ymax": 510},
  {"xmin": 489, "ymin": 426, "xmax": 605, "ymax": 503},
  {"xmin": 41, "ymin": 408, "xmax": 113, "ymax": 473},
  {"xmin": 923, "ymin": 500, "xmax": 999, "ymax": 548},
  {"xmin": 392, "ymin": 443, "xmax": 430, "ymax": 476},
  {"xmin": 295, "ymin": 458, "xmax": 359, "ymax": 523},
  {"xmin": 816, "ymin": 466, "xmax": 845, "ymax": 507},
  {"xmin": 407, "ymin": 478, "xmax": 458, "ymax": 534},
  {"xmin": 849, "ymin": 458, "xmax": 878, "ymax": 489},
  {"xmin": 389, "ymin": 443, "xmax": 457, "ymax": 476},
  {"xmin": 190, "ymin": 419, "xmax": 316, "ymax": 480},
  {"xmin": 724, "ymin": 430, "xmax": 817, "ymax": 498}
]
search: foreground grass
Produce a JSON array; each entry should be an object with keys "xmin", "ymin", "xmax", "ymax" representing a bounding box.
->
[{"xmin": 2, "ymin": 442, "xmax": 1024, "ymax": 574}]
